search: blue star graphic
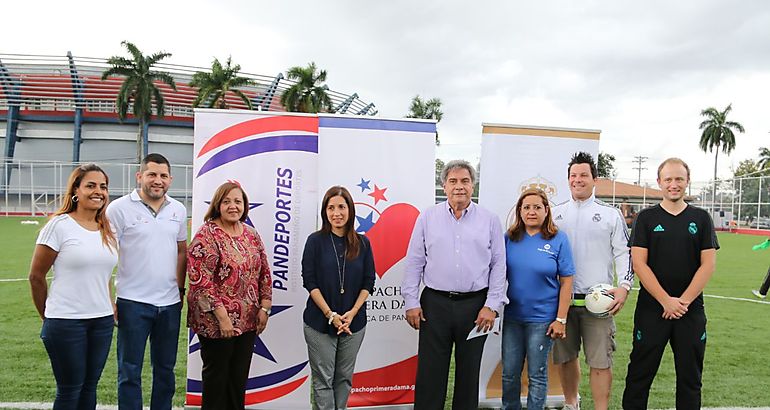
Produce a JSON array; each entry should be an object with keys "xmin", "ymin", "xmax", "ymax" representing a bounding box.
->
[
  {"xmin": 356, "ymin": 211, "xmax": 375, "ymax": 233},
  {"xmin": 188, "ymin": 304, "xmax": 292, "ymax": 365},
  {"xmin": 252, "ymin": 305, "xmax": 291, "ymax": 362},
  {"xmin": 244, "ymin": 202, "xmax": 263, "ymax": 228},
  {"xmin": 356, "ymin": 178, "xmax": 371, "ymax": 192}
]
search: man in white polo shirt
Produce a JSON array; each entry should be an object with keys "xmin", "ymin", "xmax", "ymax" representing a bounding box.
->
[
  {"xmin": 107, "ymin": 153, "xmax": 187, "ymax": 410},
  {"xmin": 551, "ymin": 152, "xmax": 633, "ymax": 410}
]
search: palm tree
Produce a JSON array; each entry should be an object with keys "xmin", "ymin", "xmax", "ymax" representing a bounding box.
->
[
  {"xmin": 280, "ymin": 62, "xmax": 332, "ymax": 113},
  {"xmin": 190, "ymin": 57, "xmax": 253, "ymax": 110},
  {"xmin": 759, "ymin": 147, "xmax": 770, "ymax": 170},
  {"xmin": 406, "ymin": 95, "xmax": 443, "ymax": 145},
  {"xmin": 101, "ymin": 41, "xmax": 176, "ymax": 163},
  {"xmin": 699, "ymin": 103, "xmax": 745, "ymax": 210}
]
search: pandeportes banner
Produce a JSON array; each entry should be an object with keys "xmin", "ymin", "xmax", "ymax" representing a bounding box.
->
[
  {"xmin": 477, "ymin": 123, "xmax": 600, "ymax": 408},
  {"xmin": 188, "ymin": 110, "xmax": 436, "ymax": 409}
]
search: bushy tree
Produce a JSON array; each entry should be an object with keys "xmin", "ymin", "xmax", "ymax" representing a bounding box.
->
[{"xmin": 598, "ymin": 152, "xmax": 616, "ymax": 178}]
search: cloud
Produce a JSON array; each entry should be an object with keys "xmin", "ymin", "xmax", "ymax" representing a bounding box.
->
[{"xmin": 5, "ymin": 0, "xmax": 769, "ymax": 183}]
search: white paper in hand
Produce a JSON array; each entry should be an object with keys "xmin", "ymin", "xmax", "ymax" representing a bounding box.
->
[{"xmin": 466, "ymin": 317, "xmax": 501, "ymax": 340}]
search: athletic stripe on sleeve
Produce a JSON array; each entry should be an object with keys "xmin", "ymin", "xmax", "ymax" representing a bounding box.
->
[{"xmin": 38, "ymin": 214, "xmax": 67, "ymax": 246}]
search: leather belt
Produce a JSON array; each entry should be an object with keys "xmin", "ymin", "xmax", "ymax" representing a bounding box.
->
[{"xmin": 427, "ymin": 287, "xmax": 488, "ymax": 301}]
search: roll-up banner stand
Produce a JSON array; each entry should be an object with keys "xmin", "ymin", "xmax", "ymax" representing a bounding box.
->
[
  {"xmin": 478, "ymin": 123, "xmax": 600, "ymax": 408},
  {"xmin": 188, "ymin": 110, "xmax": 436, "ymax": 409}
]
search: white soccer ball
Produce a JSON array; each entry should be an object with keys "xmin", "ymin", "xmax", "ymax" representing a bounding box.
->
[{"xmin": 585, "ymin": 283, "xmax": 615, "ymax": 318}]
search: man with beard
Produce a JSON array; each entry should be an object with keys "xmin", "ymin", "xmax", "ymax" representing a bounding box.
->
[{"xmin": 107, "ymin": 153, "xmax": 188, "ymax": 410}]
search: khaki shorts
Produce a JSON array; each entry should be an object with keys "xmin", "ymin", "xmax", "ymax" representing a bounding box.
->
[{"xmin": 552, "ymin": 306, "xmax": 616, "ymax": 369}]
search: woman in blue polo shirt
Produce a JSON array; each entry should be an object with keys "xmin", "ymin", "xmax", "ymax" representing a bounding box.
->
[{"xmin": 502, "ymin": 188, "xmax": 575, "ymax": 410}]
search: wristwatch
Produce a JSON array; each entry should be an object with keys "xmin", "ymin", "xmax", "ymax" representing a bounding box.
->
[
  {"xmin": 555, "ymin": 317, "xmax": 567, "ymax": 325},
  {"xmin": 260, "ymin": 306, "xmax": 271, "ymax": 315},
  {"xmin": 620, "ymin": 283, "xmax": 632, "ymax": 292}
]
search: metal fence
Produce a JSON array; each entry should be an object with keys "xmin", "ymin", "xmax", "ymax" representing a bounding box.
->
[
  {"xmin": 3, "ymin": 159, "xmax": 770, "ymax": 230},
  {"xmin": 694, "ymin": 176, "xmax": 770, "ymax": 229},
  {"xmin": 574, "ymin": 177, "xmax": 770, "ymax": 230},
  {"xmin": 1, "ymin": 159, "xmax": 193, "ymax": 216}
]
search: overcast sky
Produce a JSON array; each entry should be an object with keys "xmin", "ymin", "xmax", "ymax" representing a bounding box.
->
[{"xmin": 5, "ymin": 0, "xmax": 769, "ymax": 185}]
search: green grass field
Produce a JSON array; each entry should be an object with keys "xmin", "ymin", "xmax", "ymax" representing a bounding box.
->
[
  {"xmin": 0, "ymin": 217, "xmax": 190, "ymax": 408},
  {"xmin": 0, "ymin": 216, "xmax": 768, "ymax": 409}
]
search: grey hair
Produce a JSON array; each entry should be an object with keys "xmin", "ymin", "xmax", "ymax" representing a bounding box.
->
[{"xmin": 440, "ymin": 159, "xmax": 476, "ymax": 185}]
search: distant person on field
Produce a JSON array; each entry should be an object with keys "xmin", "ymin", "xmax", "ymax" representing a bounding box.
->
[
  {"xmin": 29, "ymin": 164, "xmax": 118, "ymax": 410},
  {"xmin": 622, "ymin": 158, "xmax": 719, "ymax": 410},
  {"xmin": 750, "ymin": 237, "xmax": 770, "ymax": 299},
  {"xmin": 107, "ymin": 153, "xmax": 188, "ymax": 410},
  {"xmin": 501, "ymin": 188, "xmax": 574, "ymax": 410},
  {"xmin": 751, "ymin": 268, "xmax": 770, "ymax": 299},
  {"xmin": 401, "ymin": 159, "xmax": 507, "ymax": 409},
  {"xmin": 551, "ymin": 152, "xmax": 633, "ymax": 410}
]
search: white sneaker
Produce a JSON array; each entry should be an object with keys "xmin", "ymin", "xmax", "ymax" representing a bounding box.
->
[
  {"xmin": 752, "ymin": 289, "xmax": 767, "ymax": 299},
  {"xmin": 563, "ymin": 404, "xmax": 580, "ymax": 410}
]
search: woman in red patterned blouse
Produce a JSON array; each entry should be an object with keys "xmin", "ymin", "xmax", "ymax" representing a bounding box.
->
[{"xmin": 187, "ymin": 181, "xmax": 272, "ymax": 410}]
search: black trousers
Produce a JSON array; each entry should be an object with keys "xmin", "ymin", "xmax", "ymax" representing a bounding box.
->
[
  {"xmin": 622, "ymin": 305, "xmax": 706, "ymax": 410},
  {"xmin": 414, "ymin": 288, "xmax": 488, "ymax": 410},
  {"xmin": 199, "ymin": 331, "xmax": 257, "ymax": 410},
  {"xmin": 759, "ymin": 265, "xmax": 770, "ymax": 295}
]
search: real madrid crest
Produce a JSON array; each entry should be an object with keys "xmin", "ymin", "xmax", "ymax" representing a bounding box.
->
[
  {"xmin": 505, "ymin": 175, "xmax": 558, "ymax": 227},
  {"xmin": 593, "ymin": 213, "xmax": 601, "ymax": 222},
  {"xmin": 519, "ymin": 175, "xmax": 558, "ymax": 198}
]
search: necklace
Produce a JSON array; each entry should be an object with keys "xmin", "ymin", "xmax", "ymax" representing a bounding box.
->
[{"xmin": 330, "ymin": 233, "xmax": 346, "ymax": 294}]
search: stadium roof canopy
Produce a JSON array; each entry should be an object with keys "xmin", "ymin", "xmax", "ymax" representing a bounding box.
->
[
  {"xmin": 0, "ymin": 52, "xmax": 376, "ymax": 121},
  {"xmin": 0, "ymin": 52, "xmax": 376, "ymax": 163}
]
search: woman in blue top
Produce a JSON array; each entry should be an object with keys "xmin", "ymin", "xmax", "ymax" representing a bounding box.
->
[
  {"xmin": 302, "ymin": 186, "xmax": 376, "ymax": 410},
  {"xmin": 502, "ymin": 188, "xmax": 575, "ymax": 410}
]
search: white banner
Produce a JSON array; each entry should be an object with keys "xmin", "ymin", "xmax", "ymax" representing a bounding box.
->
[
  {"xmin": 189, "ymin": 111, "xmax": 320, "ymax": 408},
  {"xmin": 477, "ymin": 123, "xmax": 600, "ymax": 407},
  {"xmin": 189, "ymin": 111, "xmax": 436, "ymax": 409},
  {"xmin": 317, "ymin": 115, "xmax": 436, "ymax": 407}
]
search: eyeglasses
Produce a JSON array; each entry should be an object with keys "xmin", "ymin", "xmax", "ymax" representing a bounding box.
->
[{"xmin": 521, "ymin": 204, "xmax": 546, "ymax": 212}]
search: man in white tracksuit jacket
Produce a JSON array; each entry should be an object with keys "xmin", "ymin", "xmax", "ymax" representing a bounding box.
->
[{"xmin": 551, "ymin": 152, "xmax": 634, "ymax": 410}]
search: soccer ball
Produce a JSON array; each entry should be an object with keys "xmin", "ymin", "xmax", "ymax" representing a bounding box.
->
[{"xmin": 585, "ymin": 283, "xmax": 615, "ymax": 318}]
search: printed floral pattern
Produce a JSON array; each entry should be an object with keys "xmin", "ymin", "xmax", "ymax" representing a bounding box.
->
[{"xmin": 187, "ymin": 221, "xmax": 272, "ymax": 338}]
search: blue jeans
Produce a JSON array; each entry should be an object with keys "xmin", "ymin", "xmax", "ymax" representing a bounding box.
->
[
  {"xmin": 501, "ymin": 319, "xmax": 553, "ymax": 410},
  {"xmin": 116, "ymin": 298, "xmax": 181, "ymax": 410},
  {"xmin": 40, "ymin": 315, "xmax": 114, "ymax": 410}
]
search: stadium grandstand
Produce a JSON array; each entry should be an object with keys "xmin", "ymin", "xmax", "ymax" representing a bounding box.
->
[{"xmin": 0, "ymin": 52, "xmax": 376, "ymax": 215}]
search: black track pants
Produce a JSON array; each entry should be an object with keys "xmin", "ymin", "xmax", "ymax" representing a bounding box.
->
[{"xmin": 622, "ymin": 305, "xmax": 706, "ymax": 410}]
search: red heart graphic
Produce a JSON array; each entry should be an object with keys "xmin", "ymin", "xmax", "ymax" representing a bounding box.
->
[{"xmin": 364, "ymin": 203, "xmax": 420, "ymax": 278}]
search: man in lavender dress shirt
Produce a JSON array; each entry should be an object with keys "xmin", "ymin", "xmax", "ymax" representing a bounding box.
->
[{"xmin": 402, "ymin": 159, "xmax": 507, "ymax": 409}]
